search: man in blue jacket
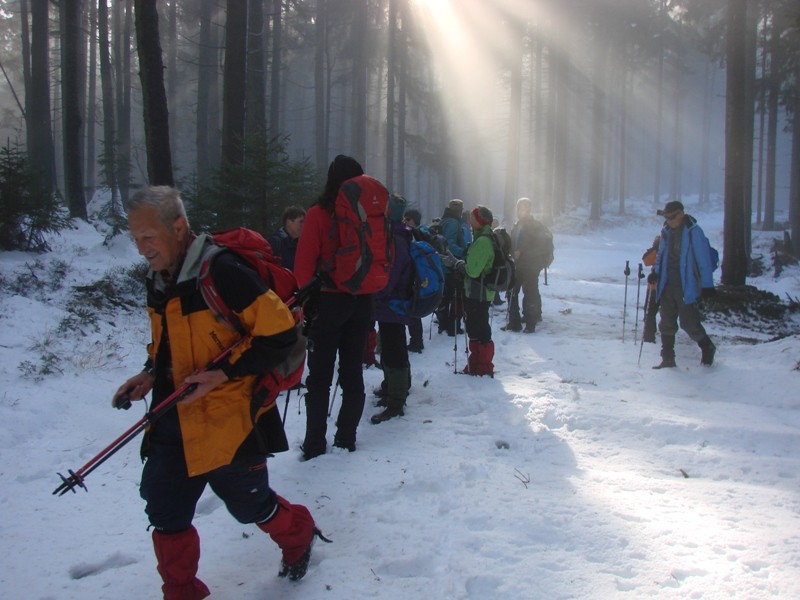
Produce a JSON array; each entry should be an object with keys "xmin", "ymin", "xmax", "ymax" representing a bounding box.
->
[{"xmin": 651, "ymin": 200, "xmax": 716, "ymax": 368}]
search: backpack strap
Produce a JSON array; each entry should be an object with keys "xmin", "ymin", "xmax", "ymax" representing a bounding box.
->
[{"xmin": 198, "ymin": 245, "xmax": 248, "ymax": 337}]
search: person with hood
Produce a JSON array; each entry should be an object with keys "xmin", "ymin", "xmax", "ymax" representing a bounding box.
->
[
  {"xmin": 293, "ymin": 155, "xmax": 375, "ymax": 459},
  {"xmin": 441, "ymin": 205, "xmax": 496, "ymax": 376},
  {"xmin": 371, "ymin": 195, "xmax": 415, "ymax": 423},
  {"xmin": 115, "ymin": 186, "xmax": 320, "ymax": 598},
  {"xmin": 504, "ymin": 197, "xmax": 552, "ymax": 333},
  {"xmin": 436, "ymin": 199, "xmax": 470, "ymax": 336},
  {"xmin": 267, "ymin": 205, "xmax": 306, "ymax": 271},
  {"xmin": 650, "ymin": 200, "xmax": 717, "ymax": 369}
]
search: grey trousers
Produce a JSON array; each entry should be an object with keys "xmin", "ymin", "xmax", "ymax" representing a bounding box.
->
[{"xmin": 657, "ymin": 283, "xmax": 708, "ymax": 342}]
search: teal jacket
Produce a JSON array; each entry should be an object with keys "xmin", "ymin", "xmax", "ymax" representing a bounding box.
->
[{"xmin": 462, "ymin": 225, "xmax": 496, "ymax": 301}]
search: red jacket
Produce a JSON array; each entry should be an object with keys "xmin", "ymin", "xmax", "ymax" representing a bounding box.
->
[{"xmin": 295, "ymin": 203, "xmax": 337, "ymax": 290}]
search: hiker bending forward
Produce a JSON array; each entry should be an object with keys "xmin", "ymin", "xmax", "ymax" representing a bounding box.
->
[
  {"xmin": 651, "ymin": 200, "xmax": 716, "ymax": 369},
  {"xmin": 114, "ymin": 186, "xmax": 319, "ymax": 599}
]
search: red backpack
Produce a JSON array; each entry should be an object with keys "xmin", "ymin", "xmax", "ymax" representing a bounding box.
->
[
  {"xmin": 325, "ymin": 175, "xmax": 393, "ymax": 294},
  {"xmin": 198, "ymin": 228, "xmax": 306, "ymax": 409}
]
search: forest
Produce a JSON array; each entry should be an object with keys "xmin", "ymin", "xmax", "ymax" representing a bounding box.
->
[{"xmin": 0, "ymin": 0, "xmax": 798, "ymax": 286}]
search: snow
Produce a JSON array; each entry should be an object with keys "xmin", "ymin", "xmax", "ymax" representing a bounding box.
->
[{"xmin": 1, "ymin": 198, "xmax": 799, "ymax": 599}]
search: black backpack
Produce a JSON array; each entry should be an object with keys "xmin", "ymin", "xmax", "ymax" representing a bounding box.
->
[{"xmin": 482, "ymin": 228, "xmax": 515, "ymax": 292}]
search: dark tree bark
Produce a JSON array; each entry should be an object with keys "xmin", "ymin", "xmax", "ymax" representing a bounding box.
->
[
  {"xmin": 85, "ymin": 1, "xmax": 97, "ymax": 198},
  {"xmin": 314, "ymin": 0, "xmax": 328, "ymax": 169},
  {"xmin": 134, "ymin": 0, "xmax": 174, "ymax": 186},
  {"xmin": 98, "ymin": 0, "xmax": 117, "ymax": 196},
  {"xmin": 221, "ymin": 0, "xmax": 247, "ymax": 167},
  {"xmin": 28, "ymin": 0, "xmax": 56, "ymax": 188},
  {"xmin": 61, "ymin": 0, "xmax": 87, "ymax": 219},
  {"xmin": 762, "ymin": 12, "xmax": 782, "ymax": 231},
  {"xmin": 247, "ymin": 0, "xmax": 267, "ymax": 140},
  {"xmin": 167, "ymin": 0, "xmax": 178, "ymax": 162},
  {"xmin": 114, "ymin": 0, "xmax": 133, "ymax": 203},
  {"xmin": 195, "ymin": 0, "xmax": 218, "ymax": 183},
  {"xmin": 385, "ymin": 0, "xmax": 398, "ymax": 190},
  {"xmin": 269, "ymin": 0, "xmax": 282, "ymax": 134},
  {"xmin": 722, "ymin": 0, "xmax": 749, "ymax": 285},
  {"xmin": 351, "ymin": 0, "xmax": 368, "ymax": 161},
  {"xmin": 653, "ymin": 0, "xmax": 666, "ymax": 205},
  {"xmin": 397, "ymin": 0, "xmax": 408, "ymax": 193},
  {"xmin": 790, "ymin": 59, "xmax": 800, "ymax": 248}
]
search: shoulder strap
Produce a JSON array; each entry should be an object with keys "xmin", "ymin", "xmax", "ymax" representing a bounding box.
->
[{"xmin": 198, "ymin": 245, "xmax": 247, "ymax": 336}]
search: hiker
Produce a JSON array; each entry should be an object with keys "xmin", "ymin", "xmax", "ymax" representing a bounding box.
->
[
  {"xmin": 371, "ymin": 195, "xmax": 415, "ymax": 423},
  {"xmin": 436, "ymin": 199, "xmax": 470, "ymax": 336},
  {"xmin": 504, "ymin": 197, "xmax": 553, "ymax": 333},
  {"xmin": 294, "ymin": 155, "xmax": 377, "ymax": 459},
  {"xmin": 267, "ymin": 205, "xmax": 306, "ymax": 271},
  {"xmin": 650, "ymin": 200, "xmax": 717, "ymax": 369},
  {"xmin": 114, "ymin": 186, "xmax": 318, "ymax": 598},
  {"xmin": 441, "ymin": 205, "xmax": 496, "ymax": 376},
  {"xmin": 402, "ymin": 208, "xmax": 425, "ymax": 353}
]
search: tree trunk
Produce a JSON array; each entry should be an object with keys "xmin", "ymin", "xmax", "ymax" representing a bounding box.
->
[
  {"xmin": 700, "ymin": 60, "xmax": 716, "ymax": 206},
  {"xmin": 196, "ymin": 0, "xmax": 216, "ymax": 183},
  {"xmin": 167, "ymin": 0, "xmax": 178, "ymax": 163},
  {"xmin": 790, "ymin": 59, "xmax": 800, "ymax": 249},
  {"xmin": 397, "ymin": 0, "xmax": 408, "ymax": 193},
  {"xmin": 588, "ymin": 34, "xmax": 607, "ymax": 222},
  {"xmin": 20, "ymin": 0, "xmax": 32, "ymax": 146},
  {"xmin": 134, "ymin": 0, "xmax": 174, "ymax": 186},
  {"xmin": 314, "ymin": 0, "xmax": 328, "ymax": 169},
  {"xmin": 98, "ymin": 0, "xmax": 117, "ymax": 196},
  {"xmin": 61, "ymin": 0, "xmax": 87, "ymax": 219},
  {"xmin": 385, "ymin": 0, "xmax": 397, "ymax": 190},
  {"xmin": 29, "ymin": 0, "xmax": 56, "ymax": 188},
  {"xmin": 221, "ymin": 0, "xmax": 247, "ymax": 168},
  {"xmin": 115, "ymin": 0, "xmax": 133, "ymax": 203},
  {"xmin": 247, "ymin": 0, "xmax": 267, "ymax": 141},
  {"xmin": 504, "ymin": 21, "xmax": 524, "ymax": 220},
  {"xmin": 722, "ymin": 0, "xmax": 749, "ymax": 285},
  {"xmin": 762, "ymin": 13, "xmax": 781, "ymax": 231},
  {"xmin": 351, "ymin": 0, "xmax": 368, "ymax": 162},
  {"xmin": 269, "ymin": 0, "xmax": 283, "ymax": 135},
  {"xmin": 85, "ymin": 1, "xmax": 97, "ymax": 199},
  {"xmin": 653, "ymin": 0, "xmax": 665, "ymax": 205},
  {"xmin": 617, "ymin": 60, "xmax": 628, "ymax": 215}
]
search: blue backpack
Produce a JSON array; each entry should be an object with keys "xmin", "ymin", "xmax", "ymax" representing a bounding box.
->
[
  {"xmin": 709, "ymin": 246, "xmax": 720, "ymax": 272},
  {"xmin": 390, "ymin": 240, "xmax": 444, "ymax": 318}
]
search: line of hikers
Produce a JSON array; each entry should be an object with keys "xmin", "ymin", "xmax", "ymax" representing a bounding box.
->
[{"xmin": 110, "ymin": 156, "xmax": 715, "ymax": 599}]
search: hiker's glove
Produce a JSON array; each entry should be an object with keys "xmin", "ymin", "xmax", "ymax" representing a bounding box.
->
[
  {"xmin": 440, "ymin": 253, "xmax": 458, "ymax": 268},
  {"xmin": 452, "ymin": 260, "xmax": 465, "ymax": 274},
  {"xmin": 647, "ymin": 272, "xmax": 658, "ymax": 285},
  {"xmin": 701, "ymin": 288, "xmax": 716, "ymax": 299}
]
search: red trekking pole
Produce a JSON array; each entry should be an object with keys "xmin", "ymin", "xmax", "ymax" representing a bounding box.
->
[{"xmin": 52, "ymin": 339, "xmax": 246, "ymax": 496}]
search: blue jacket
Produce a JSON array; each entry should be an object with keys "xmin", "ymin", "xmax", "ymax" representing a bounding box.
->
[
  {"xmin": 374, "ymin": 222, "xmax": 414, "ymax": 325},
  {"xmin": 654, "ymin": 214, "xmax": 714, "ymax": 305},
  {"xmin": 439, "ymin": 207, "xmax": 468, "ymax": 259}
]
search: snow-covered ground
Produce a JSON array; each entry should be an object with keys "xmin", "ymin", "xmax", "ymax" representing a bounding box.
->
[{"xmin": 1, "ymin": 197, "xmax": 799, "ymax": 599}]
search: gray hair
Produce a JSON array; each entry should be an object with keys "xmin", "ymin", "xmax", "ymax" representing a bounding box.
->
[{"xmin": 125, "ymin": 186, "xmax": 188, "ymax": 228}]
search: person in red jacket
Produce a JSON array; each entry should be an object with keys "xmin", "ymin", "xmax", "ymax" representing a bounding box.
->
[{"xmin": 294, "ymin": 155, "xmax": 374, "ymax": 460}]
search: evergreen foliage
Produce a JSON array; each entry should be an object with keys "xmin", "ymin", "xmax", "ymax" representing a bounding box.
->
[{"xmin": 0, "ymin": 141, "xmax": 71, "ymax": 251}]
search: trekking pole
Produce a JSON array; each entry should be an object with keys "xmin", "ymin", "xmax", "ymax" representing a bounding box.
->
[
  {"xmin": 53, "ymin": 338, "xmax": 246, "ymax": 496},
  {"xmin": 637, "ymin": 284, "xmax": 651, "ymax": 366},
  {"xmin": 634, "ymin": 263, "xmax": 644, "ymax": 343},
  {"xmin": 544, "ymin": 267, "xmax": 548, "ymax": 286},
  {"xmin": 328, "ymin": 374, "xmax": 339, "ymax": 417},
  {"xmin": 622, "ymin": 260, "xmax": 630, "ymax": 342}
]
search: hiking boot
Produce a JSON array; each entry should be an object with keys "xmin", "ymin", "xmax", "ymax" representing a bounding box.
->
[
  {"xmin": 372, "ymin": 382, "xmax": 388, "ymax": 399},
  {"xmin": 502, "ymin": 322, "xmax": 522, "ymax": 332},
  {"xmin": 699, "ymin": 336, "xmax": 716, "ymax": 366},
  {"xmin": 370, "ymin": 406, "xmax": 404, "ymax": 424},
  {"xmin": 407, "ymin": 341, "xmax": 424, "ymax": 353},
  {"xmin": 300, "ymin": 444, "xmax": 326, "ymax": 461},
  {"xmin": 332, "ymin": 434, "xmax": 356, "ymax": 452},
  {"xmin": 523, "ymin": 322, "xmax": 536, "ymax": 333},
  {"xmin": 652, "ymin": 357, "xmax": 677, "ymax": 369}
]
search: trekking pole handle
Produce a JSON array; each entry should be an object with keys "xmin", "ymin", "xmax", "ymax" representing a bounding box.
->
[
  {"xmin": 624, "ymin": 260, "xmax": 631, "ymax": 277},
  {"xmin": 638, "ymin": 263, "xmax": 644, "ymax": 279}
]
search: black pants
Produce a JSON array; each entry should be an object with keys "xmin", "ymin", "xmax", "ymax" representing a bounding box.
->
[
  {"xmin": 140, "ymin": 442, "xmax": 275, "ymax": 533},
  {"xmin": 407, "ymin": 317, "xmax": 423, "ymax": 347},
  {"xmin": 464, "ymin": 297, "xmax": 491, "ymax": 343},
  {"xmin": 378, "ymin": 321, "xmax": 409, "ymax": 369},
  {"xmin": 437, "ymin": 272, "xmax": 462, "ymax": 334},
  {"xmin": 303, "ymin": 292, "xmax": 373, "ymax": 452},
  {"xmin": 657, "ymin": 283, "xmax": 707, "ymax": 342}
]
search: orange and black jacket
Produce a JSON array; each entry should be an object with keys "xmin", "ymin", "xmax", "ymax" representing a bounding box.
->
[{"xmin": 144, "ymin": 234, "xmax": 297, "ymax": 476}]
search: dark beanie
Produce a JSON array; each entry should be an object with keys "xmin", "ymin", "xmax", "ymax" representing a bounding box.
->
[{"xmin": 327, "ymin": 155, "xmax": 364, "ymax": 189}]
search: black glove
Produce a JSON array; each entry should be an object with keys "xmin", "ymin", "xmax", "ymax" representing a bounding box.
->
[
  {"xmin": 301, "ymin": 287, "xmax": 321, "ymax": 336},
  {"xmin": 647, "ymin": 272, "xmax": 658, "ymax": 285},
  {"xmin": 701, "ymin": 288, "xmax": 716, "ymax": 299}
]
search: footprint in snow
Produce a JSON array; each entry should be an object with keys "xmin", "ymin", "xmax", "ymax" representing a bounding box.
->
[{"xmin": 69, "ymin": 551, "xmax": 138, "ymax": 579}]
